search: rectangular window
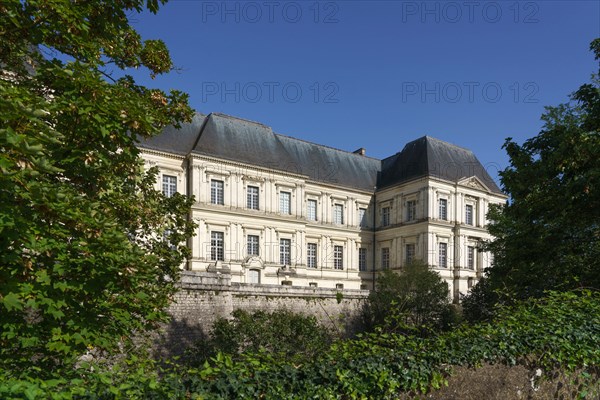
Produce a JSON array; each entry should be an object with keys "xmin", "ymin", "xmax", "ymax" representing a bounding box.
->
[
  {"xmin": 247, "ymin": 235, "xmax": 259, "ymax": 256},
  {"xmin": 359, "ymin": 248, "xmax": 367, "ymax": 271},
  {"xmin": 406, "ymin": 200, "xmax": 416, "ymax": 221},
  {"xmin": 333, "ymin": 204, "xmax": 344, "ymax": 225},
  {"xmin": 439, "ymin": 242, "xmax": 447, "ymax": 268},
  {"xmin": 333, "ymin": 245, "xmax": 343, "ymax": 270},
  {"xmin": 307, "ymin": 243, "xmax": 317, "ymax": 268},
  {"xmin": 162, "ymin": 175, "xmax": 177, "ymax": 198},
  {"xmin": 211, "ymin": 231, "xmax": 224, "ymax": 261},
  {"xmin": 280, "ymin": 191, "xmax": 291, "ymax": 214},
  {"xmin": 465, "ymin": 204, "xmax": 473, "ymax": 225},
  {"xmin": 309, "ymin": 282, "xmax": 318, "ymax": 288},
  {"xmin": 381, "ymin": 247, "xmax": 390, "ymax": 270},
  {"xmin": 247, "ymin": 185, "xmax": 259, "ymax": 210},
  {"xmin": 211, "ymin": 179, "xmax": 224, "ymax": 205},
  {"xmin": 439, "ymin": 198, "xmax": 447, "ymax": 220},
  {"xmin": 381, "ymin": 206, "xmax": 390, "ymax": 227},
  {"xmin": 307, "ymin": 199, "xmax": 317, "ymax": 221},
  {"xmin": 248, "ymin": 269, "xmax": 260, "ymax": 284},
  {"xmin": 358, "ymin": 208, "xmax": 367, "ymax": 227},
  {"xmin": 280, "ymin": 239, "xmax": 291, "ymax": 265},
  {"xmin": 406, "ymin": 243, "xmax": 415, "ymax": 264},
  {"xmin": 467, "ymin": 246, "xmax": 475, "ymax": 270}
]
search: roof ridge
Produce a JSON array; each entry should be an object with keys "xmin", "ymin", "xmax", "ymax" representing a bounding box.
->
[
  {"xmin": 422, "ymin": 135, "xmax": 472, "ymax": 153},
  {"xmin": 210, "ymin": 112, "xmax": 272, "ymax": 129}
]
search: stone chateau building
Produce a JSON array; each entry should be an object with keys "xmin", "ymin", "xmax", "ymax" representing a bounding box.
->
[{"xmin": 140, "ymin": 112, "xmax": 506, "ymax": 301}]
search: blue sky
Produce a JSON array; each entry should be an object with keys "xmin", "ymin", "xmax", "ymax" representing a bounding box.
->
[{"xmin": 127, "ymin": 0, "xmax": 599, "ymax": 185}]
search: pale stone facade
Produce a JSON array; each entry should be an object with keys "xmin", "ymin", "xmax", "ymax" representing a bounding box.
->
[{"xmin": 141, "ymin": 113, "xmax": 506, "ymax": 301}]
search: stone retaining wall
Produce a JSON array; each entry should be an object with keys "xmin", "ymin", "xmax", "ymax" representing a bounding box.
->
[{"xmin": 155, "ymin": 271, "xmax": 369, "ymax": 357}]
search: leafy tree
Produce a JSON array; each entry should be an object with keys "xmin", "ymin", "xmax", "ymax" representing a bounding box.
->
[
  {"xmin": 362, "ymin": 261, "xmax": 451, "ymax": 335},
  {"xmin": 0, "ymin": 0, "xmax": 195, "ymax": 378},
  {"xmin": 480, "ymin": 38, "xmax": 600, "ymax": 305}
]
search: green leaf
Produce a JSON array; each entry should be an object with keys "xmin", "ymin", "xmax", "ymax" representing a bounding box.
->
[{"xmin": 2, "ymin": 292, "xmax": 23, "ymax": 312}]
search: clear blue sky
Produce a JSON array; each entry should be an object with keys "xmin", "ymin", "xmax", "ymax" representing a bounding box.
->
[{"xmin": 127, "ymin": 0, "xmax": 599, "ymax": 185}]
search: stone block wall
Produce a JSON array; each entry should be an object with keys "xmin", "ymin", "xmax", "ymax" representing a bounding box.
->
[{"xmin": 155, "ymin": 271, "xmax": 369, "ymax": 358}]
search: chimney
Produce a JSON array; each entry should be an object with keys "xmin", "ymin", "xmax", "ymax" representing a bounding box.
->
[{"xmin": 353, "ymin": 147, "xmax": 366, "ymax": 156}]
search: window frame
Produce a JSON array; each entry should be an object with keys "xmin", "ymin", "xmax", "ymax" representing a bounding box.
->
[
  {"xmin": 307, "ymin": 199, "xmax": 317, "ymax": 221},
  {"xmin": 247, "ymin": 185, "xmax": 259, "ymax": 210},
  {"xmin": 333, "ymin": 245, "xmax": 344, "ymax": 270},
  {"xmin": 280, "ymin": 191, "xmax": 291, "ymax": 215},
  {"xmin": 381, "ymin": 206, "xmax": 390, "ymax": 227},
  {"xmin": 439, "ymin": 242, "xmax": 447, "ymax": 268},
  {"xmin": 406, "ymin": 243, "xmax": 415, "ymax": 264},
  {"xmin": 465, "ymin": 204, "xmax": 473, "ymax": 225},
  {"xmin": 439, "ymin": 198, "xmax": 448, "ymax": 221},
  {"xmin": 467, "ymin": 246, "xmax": 475, "ymax": 270},
  {"xmin": 211, "ymin": 231, "xmax": 224, "ymax": 261},
  {"xmin": 381, "ymin": 247, "xmax": 390, "ymax": 270},
  {"xmin": 211, "ymin": 179, "xmax": 224, "ymax": 205},
  {"xmin": 358, "ymin": 208, "xmax": 367, "ymax": 228},
  {"xmin": 333, "ymin": 204, "xmax": 344, "ymax": 225},
  {"xmin": 358, "ymin": 247, "xmax": 367, "ymax": 271},
  {"xmin": 280, "ymin": 238, "xmax": 291, "ymax": 266},
  {"xmin": 247, "ymin": 235, "xmax": 260, "ymax": 257},
  {"xmin": 307, "ymin": 243, "xmax": 317, "ymax": 269},
  {"xmin": 406, "ymin": 200, "xmax": 416, "ymax": 221},
  {"xmin": 248, "ymin": 269, "xmax": 261, "ymax": 284},
  {"xmin": 162, "ymin": 174, "xmax": 177, "ymax": 198},
  {"xmin": 306, "ymin": 243, "xmax": 318, "ymax": 269}
]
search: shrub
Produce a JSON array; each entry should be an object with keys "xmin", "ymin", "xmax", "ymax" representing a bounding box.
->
[
  {"xmin": 186, "ymin": 309, "xmax": 335, "ymax": 367},
  {"xmin": 362, "ymin": 261, "xmax": 452, "ymax": 335}
]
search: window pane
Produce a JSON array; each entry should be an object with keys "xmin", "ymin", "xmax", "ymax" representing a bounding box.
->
[
  {"xmin": 280, "ymin": 192, "xmax": 291, "ymax": 214},
  {"xmin": 359, "ymin": 248, "xmax": 367, "ymax": 271},
  {"xmin": 465, "ymin": 204, "xmax": 473, "ymax": 225},
  {"xmin": 381, "ymin": 206, "xmax": 390, "ymax": 227},
  {"xmin": 280, "ymin": 239, "xmax": 291, "ymax": 265},
  {"xmin": 211, "ymin": 180, "xmax": 224, "ymax": 205},
  {"xmin": 439, "ymin": 242, "xmax": 447, "ymax": 268},
  {"xmin": 162, "ymin": 175, "xmax": 177, "ymax": 198},
  {"xmin": 406, "ymin": 244, "xmax": 415, "ymax": 264},
  {"xmin": 381, "ymin": 247, "xmax": 390, "ymax": 270},
  {"xmin": 248, "ymin": 269, "xmax": 260, "ymax": 284},
  {"xmin": 334, "ymin": 245, "xmax": 343, "ymax": 269},
  {"xmin": 359, "ymin": 208, "xmax": 367, "ymax": 227},
  {"xmin": 307, "ymin": 199, "xmax": 317, "ymax": 221},
  {"xmin": 439, "ymin": 199, "xmax": 447, "ymax": 220},
  {"xmin": 407, "ymin": 200, "xmax": 416, "ymax": 221},
  {"xmin": 247, "ymin": 186, "xmax": 259, "ymax": 210},
  {"xmin": 467, "ymin": 246, "xmax": 475, "ymax": 269},
  {"xmin": 333, "ymin": 204, "xmax": 343, "ymax": 225},
  {"xmin": 211, "ymin": 231, "xmax": 224, "ymax": 261},
  {"xmin": 247, "ymin": 235, "xmax": 259, "ymax": 256},
  {"xmin": 307, "ymin": 243, "xmax": 317, "ymax": 268}
]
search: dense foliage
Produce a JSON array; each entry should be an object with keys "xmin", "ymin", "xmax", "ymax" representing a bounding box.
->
[
  {"xmin": 362, "ymin": 261, "xmax": 454, "ymax": 335},
  {"xmin": 0, "ymin": 0, "xmax": 194, "ymax": 378},
  {"xmin": 185, "ymin": 309, "xmax": 335, "ymax": 367},
  {"xmin": 2, "ymin": 290, "xmax": 598, "ymax": 398},
  {"xmin": 478, "ymin": 38, "xmax": 600, "ymax": 304}
]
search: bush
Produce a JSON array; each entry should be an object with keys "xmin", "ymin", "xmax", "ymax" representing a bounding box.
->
[
  {"xmin": 185, "ymin": 309, "xmax": 335, "ymax": 367},
  {"xmin": 362, "ymin": 261, "xmax": 452, "ymax": 335}
]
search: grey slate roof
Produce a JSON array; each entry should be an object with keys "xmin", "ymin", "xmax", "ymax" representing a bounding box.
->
[
  {"xmin": 380, "ymin": 136, "xmax": 502, "ymax": 193},
  {"xmin": 139, "ymin": 113, "xmax": 503, "ymax": 195}
]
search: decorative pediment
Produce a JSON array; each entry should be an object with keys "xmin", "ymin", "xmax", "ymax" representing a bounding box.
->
[
  {"xmin": 242, "ymin": 256, "xmax": 264, "ymax": 270},
  {"xmin": 458, "ymin": 176, "xmax": 491, "ymax": 192}
]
